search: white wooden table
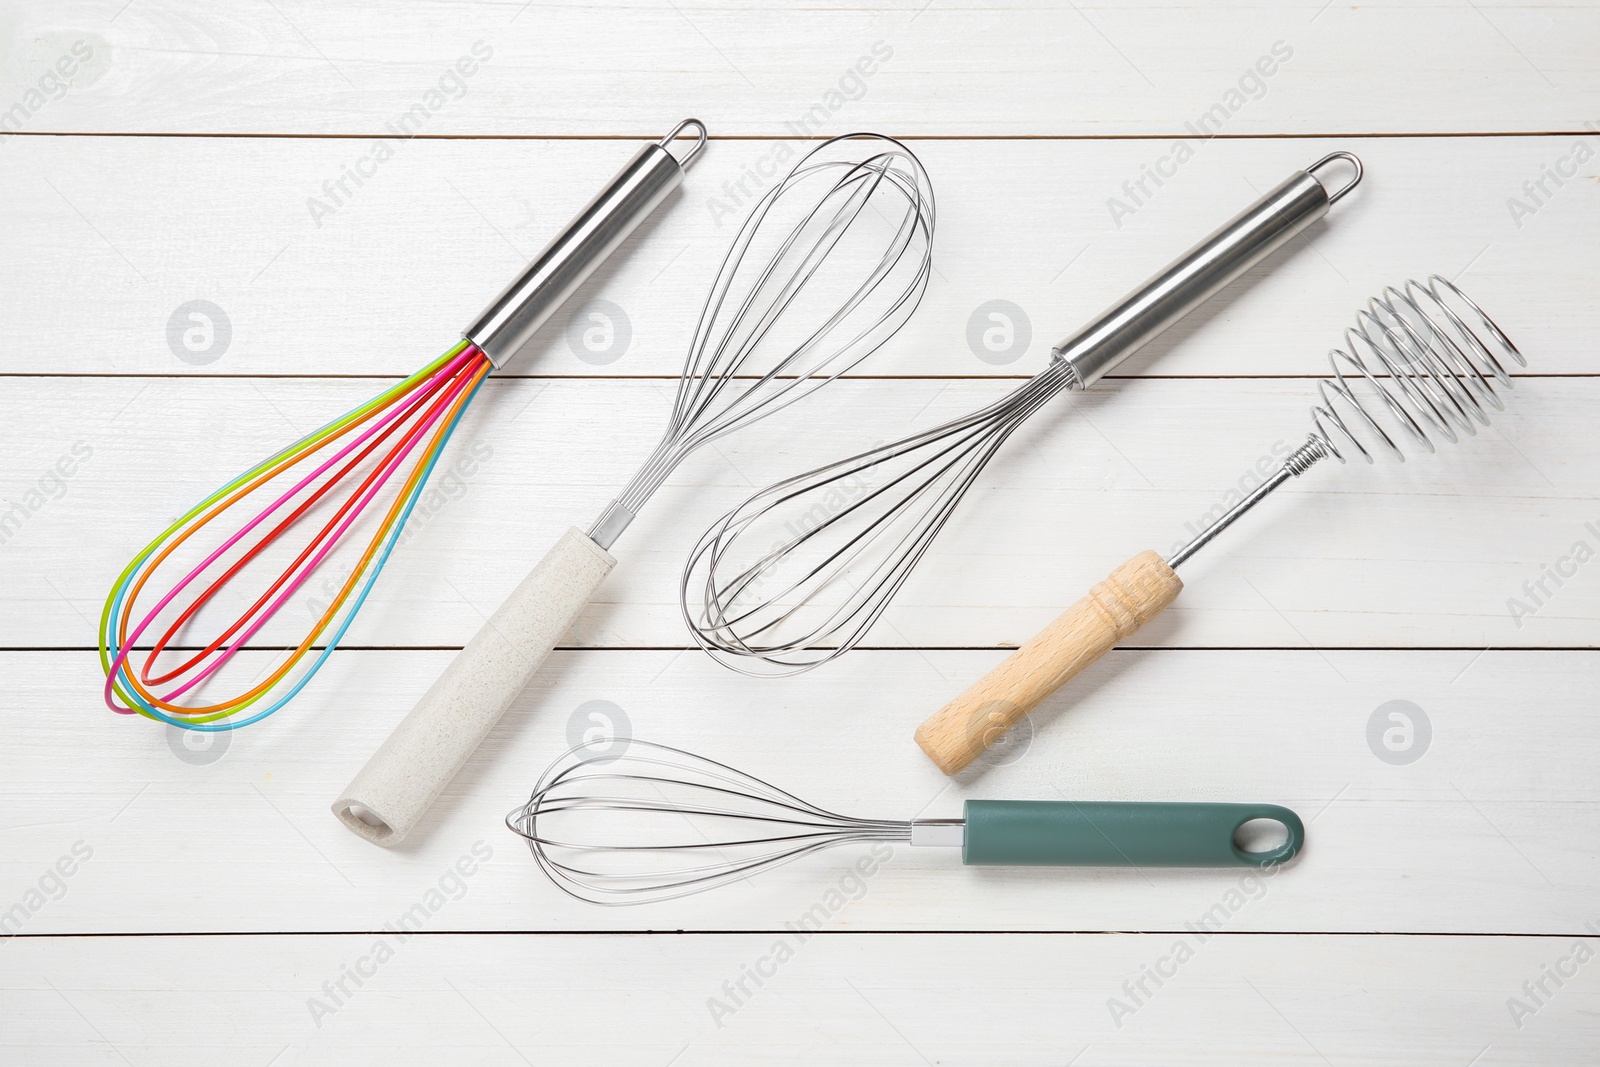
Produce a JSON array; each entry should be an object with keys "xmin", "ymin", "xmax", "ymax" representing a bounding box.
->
[{"xmin": 3, "ymin": 2, "xmax": 1597, "ymax": 1063}]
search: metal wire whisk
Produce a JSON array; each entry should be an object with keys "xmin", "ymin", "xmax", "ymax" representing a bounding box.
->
[
  {"xmin": 588, "ymin": 132, "xmax": 935, "ymax": 546},
  {"xmin": 916, "ymin": 276, "xmax": 1525, "ymax": 774},
  {"xmin": 683, "ymin": 356, "xmax": 1078, "ymax": 673},
  {"xmin": 508, "ymin": 739, "xmax": 1307, "ymax": 905},
  {"xmin": 508, "ymin": 740, "xmax": 911, "ymax": 905},
  {"xmin": 681, "ymin": 153, "xmax": 1364, "ymax": 674}
]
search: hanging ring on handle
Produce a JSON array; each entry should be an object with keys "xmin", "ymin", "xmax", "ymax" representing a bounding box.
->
[
  {"xmin": 660, "ymin": 118, "xmax": 708, "ymax": 169},
  {"xmin": 1307, "ymin": 150, "xmax": 1363, "ymax": 205}
]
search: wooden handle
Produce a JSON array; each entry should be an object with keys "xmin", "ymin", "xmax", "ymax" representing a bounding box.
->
[{"xmin": 914, "ymin": 550, "xmax": 1182, "ymax": 775}]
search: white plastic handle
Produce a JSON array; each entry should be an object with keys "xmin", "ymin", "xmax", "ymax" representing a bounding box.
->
[{"xmin": 333, "ymin": 527, "xmax": 616, "ymax": 846}]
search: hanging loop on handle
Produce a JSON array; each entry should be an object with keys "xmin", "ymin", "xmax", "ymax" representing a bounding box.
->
[
  {"xmin": 660, "ymin": 118, "xmax": 708, "ymax": 169},
  {"xmin": 1306, "ymin": 150, "xmax": 1363, "ymax": 205}
]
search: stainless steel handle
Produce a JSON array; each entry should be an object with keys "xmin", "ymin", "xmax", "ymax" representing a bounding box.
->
[
  {"xmin": 1056, "ymin": 152, "xmax": 1362, "ymax": 388},
  {"xmin": 464, "ymin": 119, "xmax": 708, "ymax": 367}
]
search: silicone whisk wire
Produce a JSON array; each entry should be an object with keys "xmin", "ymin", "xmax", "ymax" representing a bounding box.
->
[{"xmin": 100, "ymin": 341, "xmax": 493, "ymax": 730}]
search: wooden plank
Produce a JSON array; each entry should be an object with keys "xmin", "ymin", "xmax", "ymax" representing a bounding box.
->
[
  {"xmin": 1, "ymin": 134, "xmax": 1589, "ymax": 377},
  {"xmin": 4, "ymin": 3, "xmax": 1596, "ymax": 1060},
  {"xmin": 2, "ymin": 932, "xmax": 1596, "ymax": 1064},
  {"xmin": 8, "ymin": 376, "xmax": 1593, "ymax": 650},
  {"xmin": 5, "ymin": 647, "xmax": 1596, "ymax": 933},
  {"xmin": 4, "ymin": 1, "xmax": 1597, "ymax": 136}
]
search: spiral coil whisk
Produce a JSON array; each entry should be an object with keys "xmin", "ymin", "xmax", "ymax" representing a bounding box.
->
[
  {"xmin": 1306, "ymin": 275, "xmax": 1521, "ymax": 465},
  {"xmin": 915, "ymin": 277, "xmax": 1525, "ymax": 773},
  {"xmin": 507, "ymin": 740, "xmax": 911, "ymax": 905},
  {"xmin": 1167, "ymin": 275, "xmax": 1522, "ymax": 565}
]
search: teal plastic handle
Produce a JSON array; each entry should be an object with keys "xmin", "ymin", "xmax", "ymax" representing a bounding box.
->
[{"xmin": 962, "ymin": 800, "xmax": 1304, "ymax": 868}]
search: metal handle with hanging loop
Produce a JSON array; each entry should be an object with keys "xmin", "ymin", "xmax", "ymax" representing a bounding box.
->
[
  {"xmin": 1055, "ymin": 152, "xmax": 1363, "ymax": 388},
  {"xmin": 464, "ymin": 119, "xmax": 708, "ymax": 367}
]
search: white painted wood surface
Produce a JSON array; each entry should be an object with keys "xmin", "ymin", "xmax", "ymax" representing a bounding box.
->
[
  {"xmin": 4, "ymin": 1, "xmax": 1599, "ymax": 136},
  {"xmin": 6, "ymin": 934, "xmax": 1597, "ymax": 1065},
  {"xmin": 3, "ymin": 134, "xmax": 1591, "ymax": 377},
  {"xmin": 2, "ymin": 0, "xmax": 1597, "ymax": 1062}
]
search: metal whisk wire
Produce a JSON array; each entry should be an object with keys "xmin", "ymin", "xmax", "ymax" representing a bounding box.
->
[
  {"xmin": 685, "ymin": 272, "xmax": 1524, "ymax": 673},
  {"xmin": 675, "ymin": 154, "xmax": 1377, "ymax": 676},
  {"xmin": 682, "ymin": 358, "xmax": 1076, "ymax": 674},
  {"xmin": 507, "ymin": 740, "xmax": 909, "ymax": 905},
  {"xmin": 605, "ymin": 134, "xmax": 935, "ymax": 529}
]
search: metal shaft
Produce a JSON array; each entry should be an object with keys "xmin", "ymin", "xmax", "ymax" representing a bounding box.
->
[
  {"xmin": 464, "ymin": 119, "xmax": 707, "ymax": 367},
  {"xmin": 1056, "ymin": 152, "xmax": 1361, "ymax": 388},
  {"xmin": 1165, "ymin": 438, "xmax": 1329, "ymax": 567}
]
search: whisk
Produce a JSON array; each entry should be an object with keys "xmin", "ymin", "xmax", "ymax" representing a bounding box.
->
[
  {"xmin": 682, "ymin": 153, "xmax": 1362, "ymax": 675},
  {"xmin": 335, "ymin": 133, "xmax": 936, "ymax": 846},
  {"xmin": 917, "ymin": 276, "xmax": 1524, "ymax": 773},
  {"xmin": 100, "ymin": 120, "xmax": 708, "ymax": 731},
  {"xmin": 508, "ymin": 739, "xmax": 1304, "ymax": 905}
]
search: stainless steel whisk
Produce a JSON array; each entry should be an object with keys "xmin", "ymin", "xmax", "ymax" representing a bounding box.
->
[
  {"xmin": 508, "ymin": 740, "xmax": 1304, "ymax": 905},
  {"xmin": 336, "ymin": 133, "xmax": 935, "ymax": 846},
  {"xmin": 681, "ymin": 154, "xmax": 1362, "ymax": 675},
  {"xmin": 917, "ymin": 276, "xmax": 1524, "ymax": 774}
]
